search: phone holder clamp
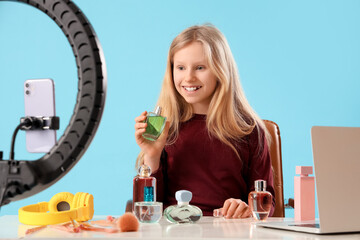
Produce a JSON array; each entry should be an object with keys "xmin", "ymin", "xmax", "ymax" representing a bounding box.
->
[{"xmin": 20, "ymin": 116, "xmax": 60, "ymax": 130}]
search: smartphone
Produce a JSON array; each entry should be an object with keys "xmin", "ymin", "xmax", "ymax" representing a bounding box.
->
[{"xmin": 24, "ymin": 79, "xmax": 57, "ymax": 153}]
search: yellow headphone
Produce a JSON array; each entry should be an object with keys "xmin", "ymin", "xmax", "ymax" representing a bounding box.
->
[{"xmin": 18, "ymin": 192, "xmax": 94, "ymax": 226}]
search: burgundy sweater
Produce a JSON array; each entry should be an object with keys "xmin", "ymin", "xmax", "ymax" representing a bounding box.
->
[{"xmin": 152, "ymin": 114, "xmax": 275, "ymax": 216}]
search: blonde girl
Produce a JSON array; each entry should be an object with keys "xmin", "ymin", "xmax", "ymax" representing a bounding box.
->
[{"xmin": 135, "ymin": 24, "xmax": 274, "ymax": 218}]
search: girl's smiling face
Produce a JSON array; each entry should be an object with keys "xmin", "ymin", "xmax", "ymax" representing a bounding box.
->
[{"xmin": 173, "ymin": 41, "xmax": 218, "ymax": 114}]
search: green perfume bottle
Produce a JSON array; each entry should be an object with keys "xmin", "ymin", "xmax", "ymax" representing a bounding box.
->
[{"xmin": 142, "ymin": 106, "xmax": 166, "ymax": 141}]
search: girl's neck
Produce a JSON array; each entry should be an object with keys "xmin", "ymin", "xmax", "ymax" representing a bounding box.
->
[{"xmin": 191, "ymin": 103, "xmax": 209, "ymax": 115}]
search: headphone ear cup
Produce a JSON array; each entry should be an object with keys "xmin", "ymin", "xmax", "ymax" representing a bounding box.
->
[
  {"xmin": 84, "ymin": 193, "xmax": 94, "ymax": 221},
  {"xmin": 73, "ymin": 192, "xmax": 94, "ymax": 222},
  {"xmin": 48, "ymin": 192, "xmax": 74, "ymax": 213},
  {"xmin": 72, "ymin": 192, "xmax": 81, "ymax": 209}
]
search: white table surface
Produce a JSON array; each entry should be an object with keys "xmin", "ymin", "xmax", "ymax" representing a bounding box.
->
[{"xmin": 1, "ymin": 215, "xmax": 360, "ymax": 239}]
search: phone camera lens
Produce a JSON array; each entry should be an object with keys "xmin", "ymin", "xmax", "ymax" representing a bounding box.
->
[
  {"xmin": 26, "ymin": 90, "xmax": 30, "ymax": 95},
  {"xmin": 25, "ymin": 83, "xmax": 29, "ymax": 88}
]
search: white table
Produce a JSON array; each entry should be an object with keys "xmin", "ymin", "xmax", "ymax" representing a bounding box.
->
[{"xmin": 1, "ymin": 215, "xmax": 360, "ymax": 239}]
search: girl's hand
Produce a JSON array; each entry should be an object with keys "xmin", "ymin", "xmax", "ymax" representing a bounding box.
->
[
  {"xmin": 214, "ymin": 198, "xmax": 252, "ymax": 219},
  {"xmin": 134, "ymin": 111, "xmax": 170, "ymax": 171}
]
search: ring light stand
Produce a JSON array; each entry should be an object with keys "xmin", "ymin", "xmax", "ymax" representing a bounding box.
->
[{"xmin": 0, "ymin": 0, "xmax": 107, "ymax": 207}]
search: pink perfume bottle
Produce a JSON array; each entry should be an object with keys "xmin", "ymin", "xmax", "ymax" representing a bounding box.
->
[
  {"xmin": 248, "ymin": 180, "xmax": 272, "ymax": 221},
  {"xmin": 294, "ymin": 166, "xmax": 315, "ymax": 221},
  {"xmin": 133, "ymin": 164, "xmax": 156, "ymax": 212}
]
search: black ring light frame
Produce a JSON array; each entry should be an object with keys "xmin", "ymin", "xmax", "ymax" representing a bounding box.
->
[{"xmin": 0, "ymin": 0, "xmax": 107, "ymax": 207}]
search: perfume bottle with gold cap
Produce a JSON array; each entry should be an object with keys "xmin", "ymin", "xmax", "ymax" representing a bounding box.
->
[{"xmin": 142, "ymin": 106, "xmax": 166, "ymax": 141}]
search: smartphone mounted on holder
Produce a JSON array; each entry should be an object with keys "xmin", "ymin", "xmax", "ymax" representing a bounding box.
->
[{"xmin": 24, "ymin": 79, "xmax": 57, "ymax": 153}]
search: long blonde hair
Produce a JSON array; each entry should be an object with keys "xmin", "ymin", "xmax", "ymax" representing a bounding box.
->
[{"xmin": 136, "ymin": 24, "xmax": 269, "ymax": 167}]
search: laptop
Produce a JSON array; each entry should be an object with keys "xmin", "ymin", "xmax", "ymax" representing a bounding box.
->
[{"xmin": 257, "ymin": 126, "xmax": 360, "ymax": 234}]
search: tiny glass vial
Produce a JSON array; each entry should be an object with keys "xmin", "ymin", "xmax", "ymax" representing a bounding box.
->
[
  {"xmin": 142, "ymin": 106, "xmax": 166, "ymax": 141},
  {"xmin": 164, "ymin": 190, "xmax": 202, "ymax": 224},
  {"xmin": 213, "ymin": 209, "xmax": 224, "ymax": 218},
  {"xmin": 133, "ymin": 164, "xmax": 156, "ymax": 212},
  {"xmin": 248, "ymin": 180, "xmax": 272, "ymax": 221}
]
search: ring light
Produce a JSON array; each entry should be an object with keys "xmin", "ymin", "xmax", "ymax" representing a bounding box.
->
[{"xmin": 0, "ymin": 0, "xmax": 107, "ymax": 207}]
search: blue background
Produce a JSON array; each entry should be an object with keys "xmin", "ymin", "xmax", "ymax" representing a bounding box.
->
[{"xmin": 0, "ymin": 0, "xmax": 359, "ymax": 217}]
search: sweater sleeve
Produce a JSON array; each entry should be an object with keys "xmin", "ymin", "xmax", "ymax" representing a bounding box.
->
[{"xmin": 247, "ymin": 125, "xmax": 276, "ymax": 216}]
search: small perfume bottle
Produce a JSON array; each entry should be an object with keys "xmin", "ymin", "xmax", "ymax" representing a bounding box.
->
[
  {"xmin": 164, "ymin": 190, "xmax": 202, "ymax": 224},
  {"xmin": 248, "ymin": 180, "xmax": 272, "ymax": 221},
  {"xmin": 133, "ymin": 164, "xmax": 162, "ymax": 223},
  {"xmin": 294, "ymin": 166, "xmax": 315, "ymax": 221},
  {"xmin": 142, "ymin": 106, "xmax": 166, "ymax": 141},
  {"xmin": 133, "ymin": 164, "xmax": 156, "ymax": 211},
  {"xmin": 213, "ymin": 208, "xmax": 224, "ymax": 218}
]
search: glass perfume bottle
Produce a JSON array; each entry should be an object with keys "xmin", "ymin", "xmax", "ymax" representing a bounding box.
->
[
  {"xmin": 213, "ymin": 209, "xmax": 224, "ymax": 218},
  {"xmin": 248, "ymin": 180, "xmax": 272, "ymax": 221},
  {"xmin": 133, "ymin": 164, "xmax": 162, "ymax": 223},
  {"xmin": 164, "ymin": 190, "xmax": 202, "ymax": 224},
  {"xmin": 142, "ymin": 106, "xmax": 166, "ymax": 141},
  {"xmin": 133, "ymin": 164, "xmax": 156, "ymax": 211}
]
